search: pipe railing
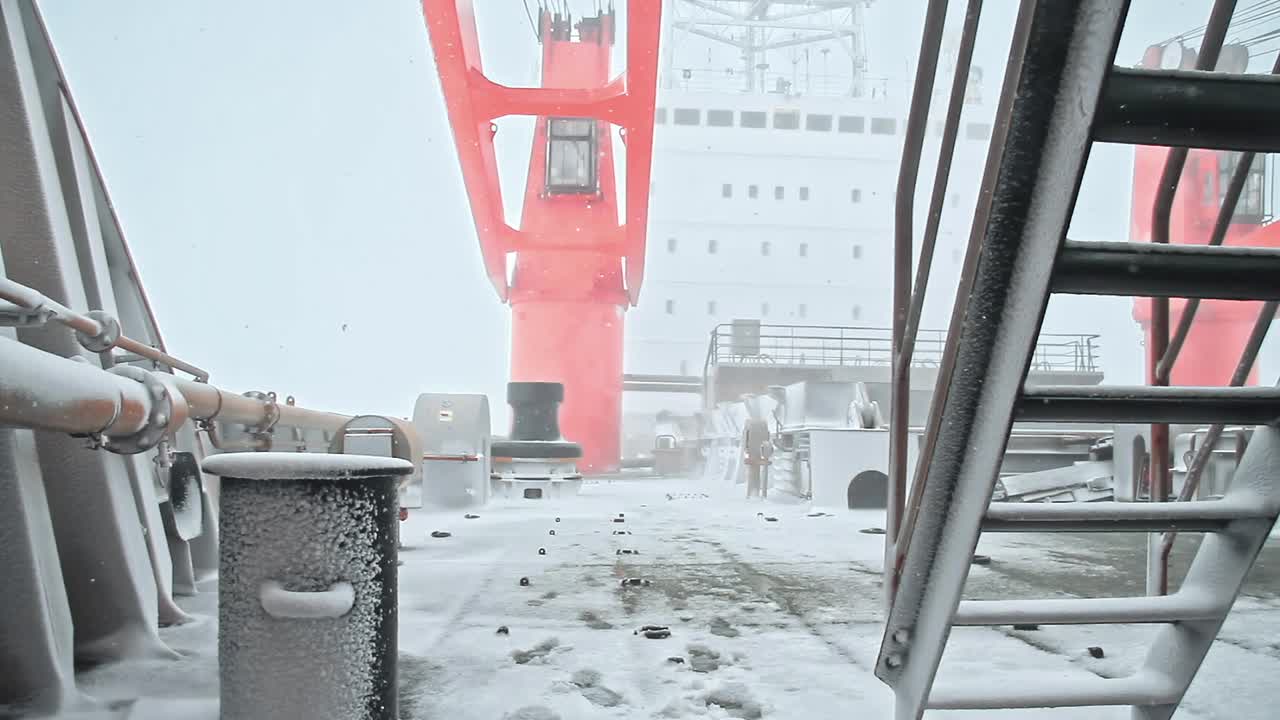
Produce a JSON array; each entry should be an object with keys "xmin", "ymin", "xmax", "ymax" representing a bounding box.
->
[
  {"xmin": 888, "ymin": 0, "xmax": 950, "ymax": 600},
  {"xmin": 1157, "ymin": 300, "xmax": 1278, "ymax": 578},
  {"xmin": 0, "ymin": 335, "xmax": 349, "ymax": 451},
  {"xmin": 0, "ymin": 277, "xmax": 209, "ymax": 382},
  {"xmin": 706, "ymin": 324, "xmax": 1099, "ymax": 373},
  {"xmin": 881, "ymin": 0, "xmax": 994, "ymax": 605},
  {"xmin": 1144, "ymin": 0, "xmax": 1239, "ymax": 596}
]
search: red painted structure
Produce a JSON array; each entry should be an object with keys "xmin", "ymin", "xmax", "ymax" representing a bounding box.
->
[
  {"xmin": 1130, "ymin": 43, "xmax": 1280, "ymax": 388},
  {"xmin": 424, "ymin": 4, "xmax": 661, "ymax": 473}
]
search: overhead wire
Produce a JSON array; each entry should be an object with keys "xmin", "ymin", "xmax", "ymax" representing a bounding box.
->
[
  {"xmin": 523, "ymin": 0, "xmax": 540, "ymax": 39},
  {"xmin": 1168, "ymin": 0, "xmax": 1280, "ymax": 43}
]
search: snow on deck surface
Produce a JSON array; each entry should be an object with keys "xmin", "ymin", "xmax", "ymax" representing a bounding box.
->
[{"xmin": 72, "ymin": 476, "xmax": 1280, "ymax": 719}]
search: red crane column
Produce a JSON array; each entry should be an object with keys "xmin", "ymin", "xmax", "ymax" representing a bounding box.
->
[
  {"xmin": 425, "ymin": 4, "xmax": 660, "ymax": 474},
  {"xmin": 1130, "ymin": 43, "xmax": 1279, "ymax": 388}
]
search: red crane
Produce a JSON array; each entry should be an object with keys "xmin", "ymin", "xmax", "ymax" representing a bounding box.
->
[
  {"xmin": 1131, "ymin": 42, "xmax": 1279, "ymax": 389},
  {"xmin": 423, "ymin": 3, "xmax": 661, "ymax": 473},
  {"xmin": 1130, "ymin": 41, "xmax": 1280, "ymax": 514}
]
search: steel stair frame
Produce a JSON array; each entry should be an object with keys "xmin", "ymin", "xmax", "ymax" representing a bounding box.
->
[
  {"xmin": 875, "ymin": 1, "xmax": 1132, "ymax": 716},
  {"xmin": 876, "ymin": 0, "xmax": 1280, "ymax": 718}
]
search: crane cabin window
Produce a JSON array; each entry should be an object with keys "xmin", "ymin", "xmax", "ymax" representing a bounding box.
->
[
  {"xmin": 545, "ymin": 117, "xmax": 597, "ymax": 194},
  {"xmin": 1219, "ymin": 151, "xmax": 1267, "ymax": 223}
]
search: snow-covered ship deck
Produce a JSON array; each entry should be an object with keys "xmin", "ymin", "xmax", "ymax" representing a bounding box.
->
[{"xmin": 74, "ymin": 475, "xmax": 1280, "ymax": 720}]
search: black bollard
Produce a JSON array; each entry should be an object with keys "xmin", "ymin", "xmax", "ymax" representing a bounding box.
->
[
  {"xmin": 204, "ymin": 452, "xmax": 413, "ymax": 720},
  {"xmin": 508, "ymin": 382, "xmax": 565, "ymax": 441}
]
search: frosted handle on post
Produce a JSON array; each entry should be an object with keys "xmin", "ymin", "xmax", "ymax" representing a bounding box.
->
[{"xmin": 259, "ymin": 580, "xmax": 355, "ymax": 619}]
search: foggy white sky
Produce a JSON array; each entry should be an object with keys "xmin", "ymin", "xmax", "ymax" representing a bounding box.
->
[{"xmin": 36, "ymin": 0, "xmax": 1278, "ymax": 425}]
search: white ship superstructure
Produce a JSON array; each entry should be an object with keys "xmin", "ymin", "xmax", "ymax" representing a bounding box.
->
[{"xmin": 626, "ymin": 0, "xmax": 993, "ymax": 379}]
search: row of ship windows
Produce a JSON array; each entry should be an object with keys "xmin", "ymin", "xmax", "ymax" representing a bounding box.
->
[
  {"xmin": 667, "ymin": 237, "xmax": 864, "ymax": 259},
  {"xmin": 655, "ymin": 107, "xmax": 993, "ymax": 140},
  {"xmin": 720, "ymin": 184, "xmax": 861, "ymax": 201},
  {"xmin": 663, "ymin": 299, "xmax": 862, "ymax": 321}
]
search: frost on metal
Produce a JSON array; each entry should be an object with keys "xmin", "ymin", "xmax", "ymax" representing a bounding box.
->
[{"xmin": 217, "ymin": 470, "xmax": 399, "ymax": 720}]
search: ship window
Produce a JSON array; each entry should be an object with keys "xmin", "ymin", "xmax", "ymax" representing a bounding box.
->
[
  {"xmin": 774, "ymin": 185, "xmax": 784, "ymax": 200},
  {"xmin": 707, "ymin": 109, "xmax": 734, "ymax": 127},
  {"xmin": 707, "ymin": 300, "xmax": 717, "ymax": 315},
  {"xmin": 871, "ymin": 117, "xmax": 896, "ymax": 135},
  {"xmin": 665, "ymin": 299, "xmax": 675, "ymax": 314},
  {"xmin": 853, "ymin": 244, "xmax": 862, "ymax": 259},
  {"xmin": 838, "ymin": 115, "xmax": 865, "ymax": 133},
  {"xmin": 655, "ymin": 107, "xmax": 667, "ymax": 124},
  {"xmin": 667, "ymin": 237, "xmax": 677, "ymax": 253},
  {"xmin": 806, "ymin": 114, "xmax": 833, "ymax": 131},
  {"xmin": 546, "ymin": 117, "xmax": 597, "ymax": 194},
  {"xmin": 761, "ymin": 302, "xmax": 770, "ymax": 317},
  {"xmin": 965, "ymin": 122, "xmax": 992, "ymax": 140},
  {"xmin": 748, "ymin": 184, "xmax": 759, "ymax": 199},
  {"xmin": 722, "ymin": 183, "xmax": 732, "ymax": 198},
  {"xmin": 741, "ymin": 111, "xmax": 767, "ymax": 128},
  {"xmin": 761, "ymin": 241, "xmax": 771, "ymax": 256},
  {"xmin": 773, "ymin": 110, "xmax": 800, "ymax": 130},
  {"xmin": 798, "ymin": 303, "xmax": 808, "ymax": 318},
  {"xmin": 1220, "ymin": 151, "xmax": 1267, "ymax": 222},
  {"xmin": 851, "ymin": 188, "xmax": 862, "ymax": 203},
  {"xmin": 799, "ymin": 242, "xmax": 809, "ymax": 257},
  {"xmin": 673, "ymin": 108, "xmax": 701, "ymax": 125},
  {"xmin": 852, "ymin": 305, "xmax": 861, "ymax": 321},
  {"xmin": 799, "ymin": 186, "xmax": 810, "ymax": 201},
  {"xmin": 708, "ymin": 238, "xmax": 718, "ymax": 254}
]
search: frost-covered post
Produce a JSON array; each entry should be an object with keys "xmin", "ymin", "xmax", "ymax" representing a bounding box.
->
[{"xmin": 203, "ymin": 452, "xmax": 413, "ymax": 720}]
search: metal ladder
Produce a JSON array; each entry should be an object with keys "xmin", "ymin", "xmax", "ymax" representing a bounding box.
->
[{"xmin": 878, "ymin": 0, "xmax": 1280, "ymax": 717}]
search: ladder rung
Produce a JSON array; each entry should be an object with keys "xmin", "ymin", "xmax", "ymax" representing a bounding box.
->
[
  {"xmin": 983, "ymin": 498, "xmax": 1267, "ymax": 532},
  {"xmin": 928, "ymin": 671, "xmax": 1179, "ymax": 710},
  {"xmin": 1095, "ymin": 67, "xmax": 1280, "ymax": 152},
  {"xmin": 1052, "ymin": 241, "xmax": 1280, "ymax": 300},
  {"xmin": 954, "ymin": 591, "xmax": 1224, "ymax": 626},
  {"xmin": 1017, "ymin": 385, "xmax": 1280, "ymax": 425}
]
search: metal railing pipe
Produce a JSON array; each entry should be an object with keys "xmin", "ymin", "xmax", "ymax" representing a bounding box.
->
[
  {"xmin": 1155, "ymin": 51, "xmax": 1280, "ymax": 381},
  {"xmin": 888, "ymin": 0, "xmax": 950, "ymax": 607},
  {"xmin": 0, "ymin": 335, "xmax": 152, "ymax": 436},
  {"xmin": 0, "ymin": 277, "xmax": 102, "ymax": 337},
  {"xmin": 0, "ymin": 276, "xmax": 209, "ymax": 381},
  {"xmin": 2, "ymin": 336, "xmax": 350, "ymax": 449},
  {"xmin": 1158, "ymin": 299, "xmax": 1278, "ymax": 565},
  {"xmin": 1145, "ymin": 0, "xmax": 1237, "ymax": 597}
]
